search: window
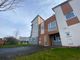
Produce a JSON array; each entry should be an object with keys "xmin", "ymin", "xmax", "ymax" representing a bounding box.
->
[
  {"xmin": 65, "ymin": 11, "xmax": 79, "ymax": 26},
  {"xmin": 48, "ymin": 21, "xmax": 57, "ymax": 31},
  {"xmin": 65, "ymin": 11, "xmax": 76, "ymax": 20},
  {"xmin": 41, "ymin": 22, "xmax": 44, "ymax": 34}
]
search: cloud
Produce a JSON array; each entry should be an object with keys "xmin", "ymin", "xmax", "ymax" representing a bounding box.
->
[{"xmin": 0, "ymin": 0, "xmax": 67, "ymax": 38}]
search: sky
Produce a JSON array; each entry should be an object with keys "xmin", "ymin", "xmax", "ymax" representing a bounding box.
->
[{"xmin": 0, "ymin": 0, "xmax": 67, "ymax": 38}]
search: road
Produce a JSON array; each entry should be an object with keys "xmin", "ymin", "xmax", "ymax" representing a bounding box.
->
[{"xmin": 0, "ymin": 46, "xmax": 41, "ymax": 60}]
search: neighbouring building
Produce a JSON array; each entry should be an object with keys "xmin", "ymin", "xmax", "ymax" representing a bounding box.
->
[
  {"xmin": 0, "ymin": 38, "xmax": 5, "ymax": 45},
  {"xmin": 18, "ymin": 37, "xmax": 29, "ymax": 44},
  {"xmin": 52, "ymin": 0, "xmax": 80, "ymax": 47},
  {"xmin": 30, "ymin": 15, "xmax": 44, "ymax": 45}
]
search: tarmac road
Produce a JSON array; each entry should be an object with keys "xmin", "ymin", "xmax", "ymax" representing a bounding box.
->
[{"xmin": 0, "ymin": 46, "xmax": 41, "ymax": 60}]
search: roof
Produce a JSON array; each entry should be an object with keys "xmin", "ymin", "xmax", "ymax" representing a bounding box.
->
[
  {"xmin": 52, "ymin": 0, "xmax": 70, "ymax": 10},
  {"xmin": 31, "ymin": 15, "xmax": 44, "ymax": 23},
  {"xmin": 44, "ymin": 15, "xmax": 55, "ymax": 22}
]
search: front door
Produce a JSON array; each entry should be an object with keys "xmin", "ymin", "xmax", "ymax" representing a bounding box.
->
[
  {"xmin": 50, "ymin": 33, "xmax": 62, "ymax": 46},
  {"xmin": 44, "ymin": 35, "xmax": 49, "ymax": 46}
]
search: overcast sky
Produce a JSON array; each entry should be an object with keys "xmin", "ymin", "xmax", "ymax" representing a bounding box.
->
[{"xmin": 0, "ymin": 0, "xmax": 66, "ymax": 38}]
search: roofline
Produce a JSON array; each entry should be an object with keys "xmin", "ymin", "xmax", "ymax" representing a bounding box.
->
[
  {"xmin": 31, "ymin": 15, "xmax": 44, "ymax": 23},
  {"xmin": 52, "ymin": 0, "xmax": 71, "ymax": 10},
  {"xmin": 45, "ymin": 14, "xmax": 55, "ymax": 21}
]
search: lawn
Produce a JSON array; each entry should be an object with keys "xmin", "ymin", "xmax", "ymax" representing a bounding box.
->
[
  {"xmin": 0, "ymin": 44, "xmax": 32, "ymax": 48},
  {"xmin": 15, "ymin": 48, "xmax": 80, "ymax": 60}
]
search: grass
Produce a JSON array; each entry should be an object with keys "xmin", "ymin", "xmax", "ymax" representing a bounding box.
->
[
  {"xmin": 15, "ymin": 48, "xmax": 80, "ymax": 60},
  {"xmin": 0, "ymin": 43, "xmax": 32, "ymax": 48}
]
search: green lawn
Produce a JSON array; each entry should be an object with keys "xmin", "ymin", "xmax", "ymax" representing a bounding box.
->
[
  {"xmin": 0, "ymin": 44, "xmax": 32, "ymax": 48},
  {"xmin": 15, "ymin": 48, "xmax": 80, "ymax": 60}
]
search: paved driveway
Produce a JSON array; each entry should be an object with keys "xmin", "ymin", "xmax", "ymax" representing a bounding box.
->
[{"xmin": 0, "ymin": 46, "xmax": 41, "ymax": 60}]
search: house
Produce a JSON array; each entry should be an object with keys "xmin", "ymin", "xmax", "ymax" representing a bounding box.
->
[
  {"xmin": 52, "ymin": 0, "xmax": 80, "ymax": 47},
  {"xmin": 18, "ymin": 37, "xmax": 29, "ymax": 44},
  {"xmin": 31, "ymin": 0, "xmax": 80, "ymax": 47},
  {"xmin": 30, "ymin": 15, "xmax": 44, "ymax": 45},
  {"xmin": 0, "ymin": 38, "xmax": 5, "ymax": 45}
]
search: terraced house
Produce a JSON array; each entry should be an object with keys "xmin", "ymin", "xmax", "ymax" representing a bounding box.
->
[{"xmin": 30, "ymin": 0, "xmax": 80, "ymax": 47}]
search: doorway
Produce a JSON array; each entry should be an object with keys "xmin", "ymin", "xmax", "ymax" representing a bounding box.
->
[{"xmin": 49, "ymin": 33, "xmax": 62, "ymax": 46}]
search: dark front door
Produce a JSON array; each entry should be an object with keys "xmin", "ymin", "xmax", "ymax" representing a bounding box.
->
[{"xmin": 50, "ymin": 33, "xmax": 62, "ymax": 46}]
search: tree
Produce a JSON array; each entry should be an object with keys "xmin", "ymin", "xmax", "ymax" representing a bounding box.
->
[
  {"xmin": 4, "ymin": 37, "xmax": 18, "ymax": 45},
  {"xmin": 0, "ymin": 0, "xmax": 22, "ymax": 11}
]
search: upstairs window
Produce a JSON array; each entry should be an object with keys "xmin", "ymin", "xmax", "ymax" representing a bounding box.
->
[
  {"xmin": 65, "ymin": 11, "xmax": 76, "ymax": 20},
  {"xmin": 65, "ymin": 11, "xmax": 79, "ymax": 26},
  {"xmin": 48, "ymin": 21, "xmax": 57, "ymax": 31}
]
